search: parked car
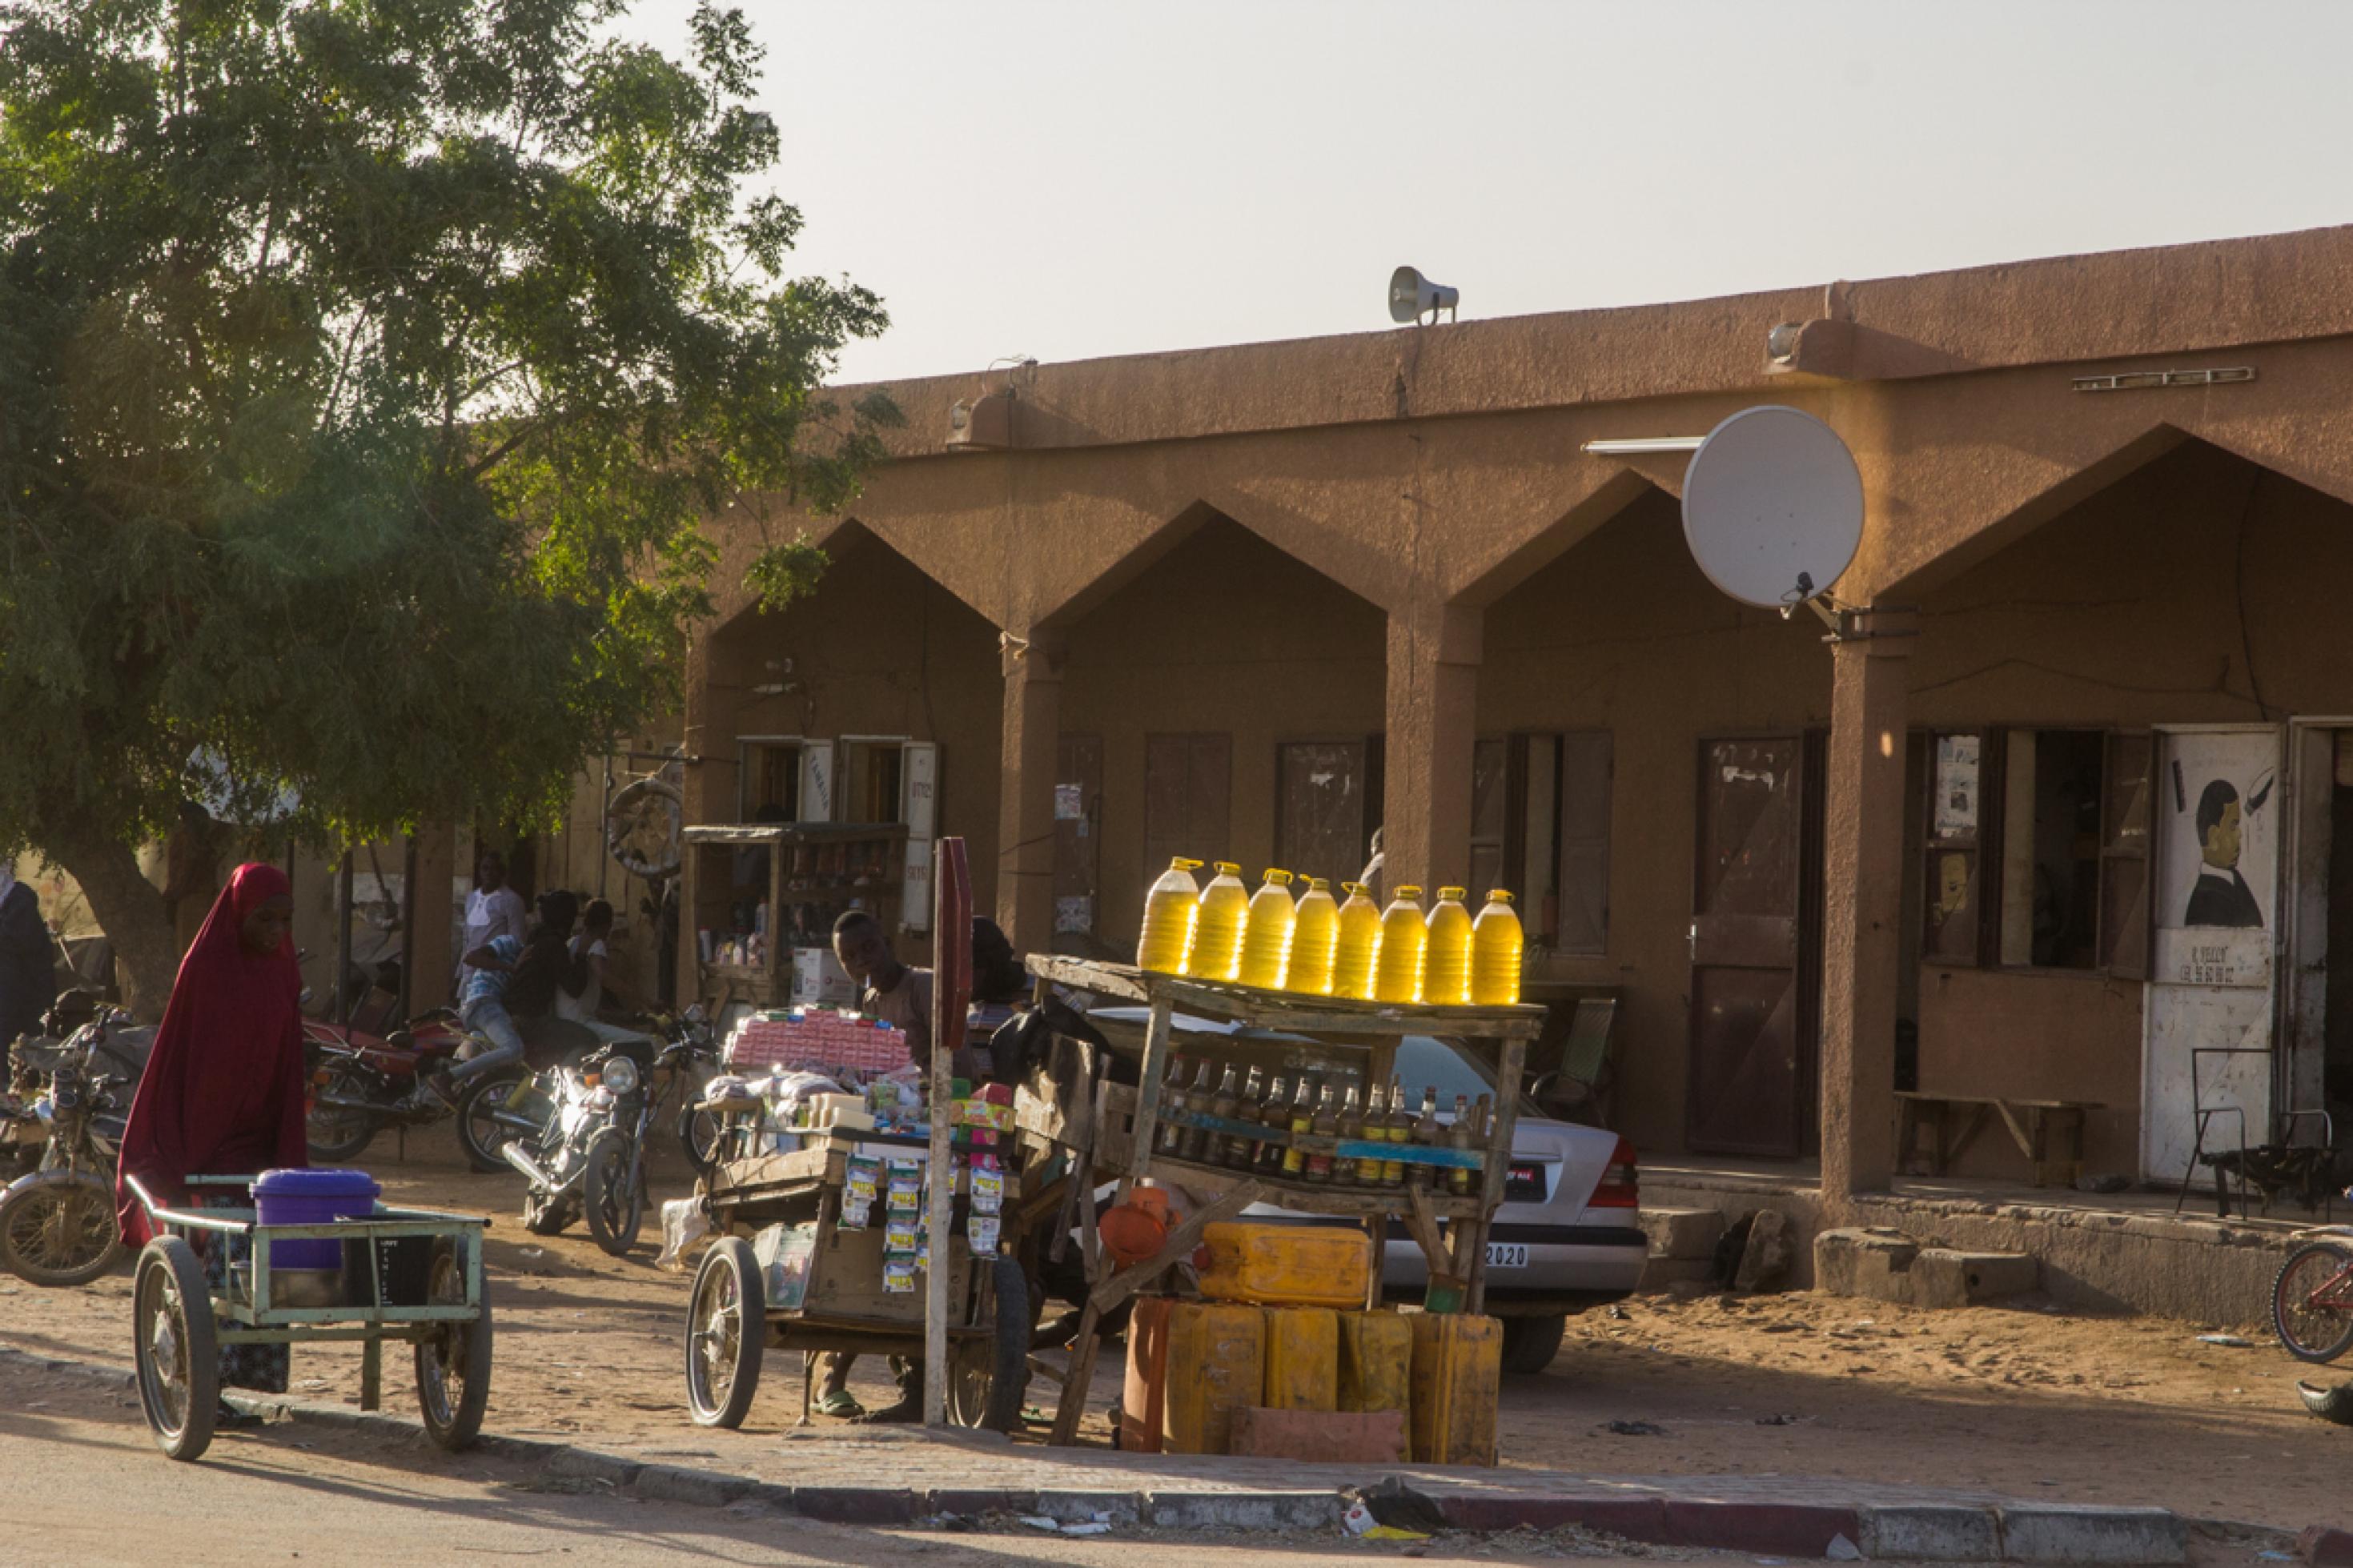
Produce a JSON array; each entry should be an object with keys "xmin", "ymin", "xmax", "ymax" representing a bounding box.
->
[{"xmin": 1073, "ymin": 1008, "xmax": 1644, "ymax": 1375}]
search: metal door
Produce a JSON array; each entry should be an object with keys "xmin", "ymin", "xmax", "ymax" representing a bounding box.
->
[
  {"xmin": 1687, "ymin": 736, "xmax": 1809, "ymax": 1157},
  {"xmin": 1054, "ymin": 734, "xmax": 1102, "ymax": 940},
  {"xmin": 2140, "ymin": 725, "xmax": 2282, "ymax": 1185}
]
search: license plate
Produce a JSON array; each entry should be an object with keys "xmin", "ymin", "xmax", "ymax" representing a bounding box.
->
[{"xmin": 1485, "ymin": 1242, "xmax": 1528, "ymax": 1269}]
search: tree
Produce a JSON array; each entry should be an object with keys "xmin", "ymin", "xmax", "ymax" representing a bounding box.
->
[{"xmin": 0, "ymin": 0, "xmax": 893, "ymax": 1014}]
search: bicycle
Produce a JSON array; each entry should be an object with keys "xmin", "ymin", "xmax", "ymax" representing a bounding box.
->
[{"xmin": 2272, "ymin": 1228, "xmax": 2353, "ymax": 1362}]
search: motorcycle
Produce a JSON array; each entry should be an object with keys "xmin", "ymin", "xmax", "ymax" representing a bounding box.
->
[
  {"xmin": 0, "ymin": 1017, "xmax": 134, "ymax": 1286},
  {"xmin": 497, "ymin": 1013, "xmax": 714, "ymax": 1257},
  {"xmin": 300, "ymin": 1009, "xmax": 476, "ymax": 1164}
]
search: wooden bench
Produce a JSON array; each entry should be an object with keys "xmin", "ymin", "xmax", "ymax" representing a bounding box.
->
[{"xmin": 1896, "ymin": 1092, "xmax": 2103, "ymax": 1188}]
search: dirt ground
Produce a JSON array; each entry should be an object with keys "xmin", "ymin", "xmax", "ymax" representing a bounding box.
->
[{"xmin": 4, "ymin": 1127, "xmax": 2347, "ymax": 1532}]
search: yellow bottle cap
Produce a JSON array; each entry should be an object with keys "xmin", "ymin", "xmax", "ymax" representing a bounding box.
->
[
  {"xmin": 1306, "ymin": 876, "xmax": 1331, "ymax": 890},
  {"xmin": 1486, "ymin": 888, "xmax": 1516, "ymax": 904},
  {"xmin": 1392, "ymin": 884, "xmax": 1423, "ymax": 899},
  {"xmin": 1262, "ymin": 868, "xmax": 1293, "ymax": 885},
  {"xmin": 1213, "ymin": 861, "xmax": 1241, "ymax": 875},
  {"xmin": 1437, "ymin": 887, "xmax": 1466, "ymax": 901},
  {"xmin": 1171, "ymin": 857, "xmax": 1203, "ymax": 870},
  {"xmin": 1342, "ymin": 881, "xmax": 1368, "ymax": 896}
]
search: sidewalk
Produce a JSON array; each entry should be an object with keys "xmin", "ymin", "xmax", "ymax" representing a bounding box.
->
[{"xmin": 2, "ymin": 1344, "xmax": 2213, "ymax": 1563}]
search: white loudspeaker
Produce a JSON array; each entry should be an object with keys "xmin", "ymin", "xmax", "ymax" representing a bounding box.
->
[{"xmin": 1388, "ymin": 265, "xmax": 1460, "ymax": 325}]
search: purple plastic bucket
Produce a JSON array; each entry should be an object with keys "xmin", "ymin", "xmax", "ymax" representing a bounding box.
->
[{"xmin": 252, "ymin": 1168, "xmax": 380, "ymax": 1272}]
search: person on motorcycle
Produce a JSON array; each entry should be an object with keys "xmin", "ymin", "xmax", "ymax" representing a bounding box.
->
[
  {"xmin": 112, "ymin": 864, "xmax": 307, "ymax": 1430},
  {"xmin": 0, "ymin": 860, "xmax": 54, "ymax": 1053},
  {"xmin": 426, "ymin": 890, "xmax": 581, "ymax": 1102}
]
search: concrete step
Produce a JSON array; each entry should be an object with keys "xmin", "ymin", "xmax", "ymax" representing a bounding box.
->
[
  {"xmin": 1815, "ymin": 1227, "xmax": 2040, "ymax": 1309},
  {"xmin": 1639, "ymin": 1205, "xmax": 1726, "ymax": 1261}
]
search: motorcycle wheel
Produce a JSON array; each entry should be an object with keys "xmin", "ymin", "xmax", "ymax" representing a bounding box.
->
[
  {"xmin": 678, "ymin": 1102, "xmax": 722, "ymax": 1173},
  {"xmin": 303, "ymin": 1060, "xmax": 378, "ymax": 1165},
  {"xmin": 453, "ymin": 1071, "xmax": 535, "ymax": 1174},
  {"xmin": 0, "ymin": 1176, "xmax": 122, "ymax": 1288},
  {"xmin": 581, "ymin": 1129, "xmax": 643, "ymax": 1257}
]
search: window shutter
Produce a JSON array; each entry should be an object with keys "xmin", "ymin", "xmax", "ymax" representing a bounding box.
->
[
  {"xmin": 2099, "ymin": 729, "xmax": 2153, "ymax": 980},
  {"xmin": 797, "ymin": 742, "xmax": 834, "ymax": 824},
  {"xmin": 899, "ymin": 742, "xmax": 938, "ymax": 933}
]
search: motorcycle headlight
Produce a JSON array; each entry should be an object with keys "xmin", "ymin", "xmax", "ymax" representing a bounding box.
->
[{"xmin": 600, "ymin": 1056, "xmax": 639, "ymax": 1096}]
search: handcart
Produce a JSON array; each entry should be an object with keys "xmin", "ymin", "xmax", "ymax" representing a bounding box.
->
[
  {"xmin": 123, "ymin": 1173, "xmax": 492, "ymax": 1462},
  {"xmin": 681, "ymin": 1119, "xmax": 1044, "ymax": 1433}
]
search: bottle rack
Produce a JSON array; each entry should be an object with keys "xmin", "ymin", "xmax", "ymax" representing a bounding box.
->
[{"xmin": 1017, "ymin": 953, "xmax": 1545, "ymax": 1447}]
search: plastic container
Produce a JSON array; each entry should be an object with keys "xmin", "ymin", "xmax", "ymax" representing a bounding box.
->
[
  {"xmin": 1423, "ymin": 888, "xmax": 1474, "ymax": 1007},
  {"xmin": 1121, "ymin": 1296, "xmax": 1173, "ymax": 1453},
  {"xmin": 1337, "ymin": 1309, "xmax": 1414, "ymax": 1425},
  {"xmin": 252, "ymin": 1168, "xmax": 380, "ymax": 1273},
  {"xmin": 1162, "ymin": 1301, "xmax": 1266, "ymax": 1454},
  {"xmin": 1197, "ymin": 1221, "xmax": 1371, "ymax": 1309},
  {"xmin": 1138, "ymin": 857, "xmax": 1205, "ymax": 974},
  {"xmin": 1472, "ymin": 889, "xmax": 1525, "ymax": 1005},
  {"xmin": 1236, "ymin": 868, "xmax": 1297, "ymax": 990},
  {"xmin": 1408, "ymin": 1313, "xmax": 1503, "ymax": 1466},
  {"xmin": 1188, "ymin": 862, "xmax": 1250, "ymax": 983},
  {"xmin": 1373, "ymin": 885, "xmax": 1429, "ymax": 1005},
  {"xmin": 1261, "ymin": 1306, "xmax": 1339, "ymax": 1411},
  {"xmin": 1331, "ymin": 882, "xmax": 1383, "ymax": 1001},
  {"xmin": 1287, "ymin": 878, "xmax": 1340, "ymax": 996}
]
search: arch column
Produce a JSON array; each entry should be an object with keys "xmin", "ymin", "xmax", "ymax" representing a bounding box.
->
[
  {"xmin": 996, "ymin": 630, "xmax": 1066, "ymax": 953},
  {"xmin": 1382, "ymin": 602, "xmax": 1482, "ymax": 898},
  {"xmin": 1817, "ymin": 606, "xmax": 1915, "ymax": 1204}
]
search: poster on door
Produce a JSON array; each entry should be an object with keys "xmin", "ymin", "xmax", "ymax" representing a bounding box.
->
[{"xmin": 2156, "ymin": 729, "xmax": 2279, "ymax": 983}]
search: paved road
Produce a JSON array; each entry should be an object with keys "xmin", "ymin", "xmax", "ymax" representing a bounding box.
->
[{"xmin": 0, "ymin": 1357, "xmax": 1737, "ymax": 1568}]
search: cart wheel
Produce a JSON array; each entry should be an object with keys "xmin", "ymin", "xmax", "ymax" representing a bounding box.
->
[
  {"xmin": 133, "ymin": 1236, "xmax": 219, "ymax": 1462},
  {"xmin": 582, "ymin": 1129, "xmax": 643, "ymax": 1257},
  {"xmin": 0, "ymin": 1175, "xmax": 122, "ymax": 1288},
  {"xmin": 948, "ymin": 1256, "xmax": 1030, "ymax": 1432},
  {"xmin": 685, "ymin": 1237, "xmax": 762, "ymax": 1429},
  {"xmin": 416, "ymin": 1242, "xmax": 494, "ymax": 1450}
]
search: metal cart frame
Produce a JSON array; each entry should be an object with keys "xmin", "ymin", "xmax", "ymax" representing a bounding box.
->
[{"xmin": 123, "ymin": 1173, "xmax": 492, "ymax": 1462}]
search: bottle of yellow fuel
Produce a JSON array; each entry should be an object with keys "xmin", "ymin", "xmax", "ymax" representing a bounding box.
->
[
  {"xmin": 1423, "ymin": 888, "xmax": 1475, "ymax": 1006},
  {"xmin": 1189, "ymin": 861, "xmax": 1250, "ymax": 982},
  {"xmin": 1138, "ymin": 857, "xmax": 1205, "ymax": 974},
  {"xmin": 1472, "ymin": 889, "xmax": 1525, "ymax": 1005},
  {"xmin": 1237, "ymin": 868, "xmax": 1297, "ymax": 990},
  {"xmin": 1331, "ymin": 882, "xmax": 1382, "ymax": 1001},
  {"xmin": 1287, "ymin": 878, "xmax": 1340, "ymax": 996},
  {"xmin": 1373, "ymin": 885, "xmax": 1429, "ymax": 1005}
]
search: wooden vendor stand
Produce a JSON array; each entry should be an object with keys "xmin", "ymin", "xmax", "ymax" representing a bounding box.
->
[
  {"xmin": 1016, "ymin": 954, "xmax": 1545, "ymax": 1448},
  {"xmin": 681, "ymin": 821, "xmax": 908, "ymax": 1013}
]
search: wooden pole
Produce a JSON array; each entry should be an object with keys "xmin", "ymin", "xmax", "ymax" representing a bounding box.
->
[{"xmin": 923, "ymin": 837, "xmax": 971, "ymax": 1426}]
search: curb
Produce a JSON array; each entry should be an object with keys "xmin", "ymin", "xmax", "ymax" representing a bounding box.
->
[{"xmin": 1, "ymin": 1345, "xmax": 2202, "ymax": 1560}]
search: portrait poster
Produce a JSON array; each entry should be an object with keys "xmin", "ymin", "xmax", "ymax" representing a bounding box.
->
[{"xmin": 2158, "ymin": 728, "xmax": 2278, "ymax": 935}]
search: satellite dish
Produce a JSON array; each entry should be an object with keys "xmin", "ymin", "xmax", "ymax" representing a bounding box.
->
[
  {"xmin": 1680, "ymin": 405, "xmax": 1863, "ymax": 610},
  {"xmin": 1388, "ymin": 266, "xmax": 1460, "ymax": 325}
]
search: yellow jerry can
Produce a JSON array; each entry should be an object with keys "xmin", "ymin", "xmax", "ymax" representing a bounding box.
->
[
  {"xmin": 1260, "ymin": 1306, "xmax": 1339, "ymax": 1412},
  {"xmin": 1408, "ymin": 1312, "xmax": 1503, "ymax": 1466}
]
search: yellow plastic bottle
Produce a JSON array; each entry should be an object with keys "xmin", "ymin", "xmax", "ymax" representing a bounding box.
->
[
  {"xmin": 1287, "ymin": 878, "xmax": 1340, "ymax": 996},
  {"xmin": 1138, "ymin": 857, "xmax": 1206, "ymax": 974},
  {"xmin": 1373, "ymin": 885, "xmax": 1429, "ymax": 1005},
  {"xmin": 1423, "ymin": 888, "xmax": 1474, "ymax": 1006},
  {"xmin": 1189, "ymin": 861, "xmax": 1251, "ymax": 982},
  {"xmin": 1331, "ymin": 881, "xmax": 1382, "ymax": 1001},
  {"xmin": 1472, "ymin": 888, "xmax": 1525, "ymax": 1005},
  {"xmin": 1237, "ymin": 868, "xmax": 1297, "ymax": 990}
]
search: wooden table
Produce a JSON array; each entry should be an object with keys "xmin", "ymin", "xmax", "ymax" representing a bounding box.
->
[{"xmin": 1896, "ymin": 1092, "xmax": 2102, "ymax": 1187}]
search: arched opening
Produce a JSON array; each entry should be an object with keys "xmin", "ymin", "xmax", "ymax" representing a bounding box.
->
[{"xmin": 1056, "ymin": 512, "xmax": 1386, "ymax": 952}]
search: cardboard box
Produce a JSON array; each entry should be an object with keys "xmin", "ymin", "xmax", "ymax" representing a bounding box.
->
[{"xmin": 793, "ymin": 946, "xmax": 857, "ymax": 1006}]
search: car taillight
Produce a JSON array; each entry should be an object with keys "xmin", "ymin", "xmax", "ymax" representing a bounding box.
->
[{"xmin": 1590, "ymin": 1137, "xmax": 1639, "ymax": 1209}]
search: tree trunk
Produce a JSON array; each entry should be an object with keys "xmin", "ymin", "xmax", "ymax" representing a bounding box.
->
[{"xmin": 43, "ymin": 829, "xmax": 180, "ymax": 1022}]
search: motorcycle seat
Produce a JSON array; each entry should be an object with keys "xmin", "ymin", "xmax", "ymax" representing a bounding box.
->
[{"xmin": 412, "ymin": 1035, "xmax": 463, "ymax": 1060}]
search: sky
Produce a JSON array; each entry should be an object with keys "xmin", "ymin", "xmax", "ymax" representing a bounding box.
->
[{"xmin": 624, "ymin": 1, "xmax": 2353, "ymax": 388}]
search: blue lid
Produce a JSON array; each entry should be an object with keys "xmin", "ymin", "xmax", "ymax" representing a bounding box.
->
[{"xmin": 253, "ymin": 1167, "xmax": 381, "ymax": 1197}]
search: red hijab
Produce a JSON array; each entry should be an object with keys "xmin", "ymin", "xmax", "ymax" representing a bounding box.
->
[{"xmin": 115, "ymin": 863, "xmax": 308, "ymax": 1245}]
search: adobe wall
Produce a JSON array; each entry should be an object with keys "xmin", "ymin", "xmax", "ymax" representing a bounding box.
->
[
  {"xmin": 1058, "ymin": 518, "xmax": 1387, "ymax": 942},
  {"xmin": 1476, "ymin": 488, "xmax": 1836, "ymax": 1161}
]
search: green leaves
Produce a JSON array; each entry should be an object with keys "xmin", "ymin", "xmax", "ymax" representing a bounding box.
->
[{"xmin": 0, "ymin": 0, "xmax": 889, "ymax": 858}]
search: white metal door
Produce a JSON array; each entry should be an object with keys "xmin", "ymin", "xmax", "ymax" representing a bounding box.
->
[
  {"xmin": 2140, "ymin": 725, "xmax": 2283, "ymax": 1185},
  {"xmin": 900, "ymin": 742, "xmax": 938, "ymax": 934}
]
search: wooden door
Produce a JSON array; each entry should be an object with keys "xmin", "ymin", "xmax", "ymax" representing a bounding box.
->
[
  {"xmin": 1275, "ymin": 738, "xmax": 1377, "ymax": 886},
  {"xmin": 1686, "ymin": 736, "xmax": 1809, "ymax": 1157}
]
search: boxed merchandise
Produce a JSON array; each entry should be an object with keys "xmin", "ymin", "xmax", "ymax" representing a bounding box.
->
[
  {"xmin": 793, "ymin": 946, "xmax": 857, "ymax": 1007},
  {"xmin": 724, "ymin": 1009, "xmax": 913, "ymax": 1075}
]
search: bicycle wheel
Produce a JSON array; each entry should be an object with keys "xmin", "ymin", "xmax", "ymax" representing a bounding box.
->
[{"xmin": 2273, "ymin": 1240, "xmax": 2353, "ymax": 1363}]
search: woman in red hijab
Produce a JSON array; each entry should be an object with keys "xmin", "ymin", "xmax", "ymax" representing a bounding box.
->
[{"xmin": 114, "ymin": 863, "xmax": 307, "ymax": 1413}]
